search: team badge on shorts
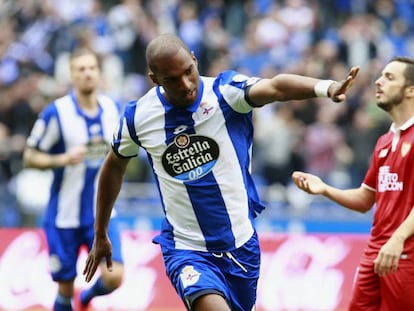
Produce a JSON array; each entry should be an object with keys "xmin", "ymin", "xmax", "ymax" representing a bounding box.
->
[{"xmin": 180, "ymin": 265, "xmax": 201, "ymax": 287}]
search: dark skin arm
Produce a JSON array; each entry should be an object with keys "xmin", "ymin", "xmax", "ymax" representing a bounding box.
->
[
  {"xmin": 248, "ymin": 67, "xmax": 359, "ymax": 107},
  {"xmin": 83, "ymin": 149, "xmax": 130, "ymax": 282}
]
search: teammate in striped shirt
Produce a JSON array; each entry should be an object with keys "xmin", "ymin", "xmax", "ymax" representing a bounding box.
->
[
  {"xmin": 292, "ymin": 57, "xmax": 414, "ymax": 310},
  {"xmin": 84, "ymin": 34, "xmax": 358, "ymax": 311},
  {"xmin": 24, "ymin": 47, "xmax": 124, "ymax": 311}
]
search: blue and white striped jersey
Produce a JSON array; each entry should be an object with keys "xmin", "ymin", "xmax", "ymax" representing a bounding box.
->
[
  {"xmin": 26, "ymin": 91, "xmax": 121, "ymax": 228},
  {"xmin": 113, "ymin": 70, "xmax": 266, "ymax": 252}
]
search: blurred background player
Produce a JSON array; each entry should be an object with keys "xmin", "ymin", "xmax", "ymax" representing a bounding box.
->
[{"xmin": 23, "ymin": 47, "xmax": 124, "ymax": 311}]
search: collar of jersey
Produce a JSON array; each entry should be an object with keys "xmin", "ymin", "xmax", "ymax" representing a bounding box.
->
[
  {"xmin": 391, "ymin": 115, "xmax": 414, "ymax": 132},
  {"xmin": 157, "ymin": 79, "xmax": 204, "ymax": 113},
  {"xmin": 70, "ymin": 90, "xmax": 102, "ymax": 120}
]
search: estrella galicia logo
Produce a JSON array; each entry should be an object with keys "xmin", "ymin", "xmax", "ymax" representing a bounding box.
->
[
  {"xmin": 162, "ymin": 133, "xmax": 220, "ymax": 181},
  {"xmin": 85, "ymin": 138, "xmax": 109, "ymax": 168}
]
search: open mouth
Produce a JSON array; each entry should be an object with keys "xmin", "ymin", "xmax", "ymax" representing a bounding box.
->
[{"xmin": 375, "ymin": 89, "xmax": 383, "ymax": 97}]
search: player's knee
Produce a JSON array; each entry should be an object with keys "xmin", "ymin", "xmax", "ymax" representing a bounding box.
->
[
  {"xmin": 101, "ymin": 263, "xmax": 124, "ymax": 289},
  {"xmin": 57, "ymin": 280, "xmax": 75, "ymax": 297},
  {"xmin": 191, "ymin": 292, "xmax": 231, "ymax": 311}
]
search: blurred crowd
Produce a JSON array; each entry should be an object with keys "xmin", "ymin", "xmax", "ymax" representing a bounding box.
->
[{"xmin": 0, "ymin": 0, "xmax": 413, "ymax": 227}]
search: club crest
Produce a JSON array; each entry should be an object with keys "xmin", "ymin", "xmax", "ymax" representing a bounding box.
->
[{"xmin": 401, "ymin": 142, "xmax": 411, "ymax": 157}]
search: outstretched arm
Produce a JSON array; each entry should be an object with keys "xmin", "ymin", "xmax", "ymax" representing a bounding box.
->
[
  {"xmin": 248, "ymin": 66, "xmax": 359, "ymax": 107},
  {"xmin": 291, "ymin": 171, "xmax": 375, "ymax": 213},
  {"xmin": 83, "ymin": 149, "xmax": 130, "ymax": 282}
]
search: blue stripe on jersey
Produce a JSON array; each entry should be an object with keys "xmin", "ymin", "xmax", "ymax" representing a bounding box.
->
[
  {"xmin": 214, "ymin": 71, "xmax": 265, "ymax": 218},
  {"xmin": 46, "ymin": 169, "xmax": 64, "ymax": 225},
  {"xmin": 185, "ymin": 175, "xmax": 235, "ymax": 250},
  {"xmin": 80, "ymin": 169, "xmax": 95, "ymax": 223},
  {"xmin": 113, "ymin": 100, "xmax": 142, "ymax": 156},
  {"xmin": 164, "ymin": 108, "xmax": 196, "ymax": 142},
  {"xmin": 41, "ymin": 103, "xmax": 66, "ymax": 226},
  {"xmin": 125, "ymin": 100, "xmax": 141, "ymax": 146}
]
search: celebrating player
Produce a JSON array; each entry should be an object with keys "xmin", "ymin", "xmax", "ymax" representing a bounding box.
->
[{"xmin": 83, "ymin": 33, "xmax": 358, "ymax": 311}]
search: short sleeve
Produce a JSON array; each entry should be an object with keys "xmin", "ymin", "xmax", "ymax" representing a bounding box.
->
[
  {"xmin": 216, "ymin": 70, "xmax": 261, "ymax": 113},
  {"xmin": 112, "ymin": 101, "xmax": 140, "ymax": 158}
]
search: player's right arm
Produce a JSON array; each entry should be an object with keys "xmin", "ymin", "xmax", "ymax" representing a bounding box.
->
[
  {"xmin": 23, "ymin": 145, "xmax": 86, "ymax": 169},
  {"xmin": 247, "ymin": 67, "xmax": 359, "ymax": 107},
  {"xmin": 84, "ymin": 149, "xmax": 130, "ymax": 281},
  {"xmin": 24, "ymin": 105, "xmax": 86, "ymax": 170},
  {"xmin": 292, "ymin": 171, "xmax": 375, "ymax": 213}
]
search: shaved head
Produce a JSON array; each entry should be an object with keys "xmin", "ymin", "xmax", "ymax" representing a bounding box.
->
[
  {"xmin": 145, "ymin": 33, "xmax": 199, "ymax": 108},
  {"xmin": 146, "ymin": 34, "xmax": 191, "ymax": 73}
]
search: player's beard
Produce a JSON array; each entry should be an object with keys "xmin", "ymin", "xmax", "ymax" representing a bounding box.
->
[
  {"xmin": 377, "ymin": 89, "xmax": 405, "ymax": 112},
  {"xmin": 79, "ymin": 84, "xmax": 96, "ymax": 96},
  {"xmin": 166, "ymin": 87, "xmax": 198, "ymax": 109},
  {"xmin": 81, "ymin": 89, "xmax": 94, "ymax": 96}
]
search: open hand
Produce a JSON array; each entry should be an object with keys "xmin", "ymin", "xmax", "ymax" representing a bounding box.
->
[
  {"xmin": 329, "ymin": 66, "xmax": 360, "ymax": 102},
  {"xmin": 374, "ymin": 236, "xmax": 404, "ymax": 277},
  {"xmin": 83, "ymin": 235, "xmax": 113, "ymax": 282},
  {"xmin": 291, "ymin": 171, "xmax": 326, "ymax": 195}
]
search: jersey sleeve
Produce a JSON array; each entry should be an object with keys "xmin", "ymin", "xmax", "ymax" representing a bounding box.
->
[
  {"xmin": 26, "ymin": 103, "xmax": 60, "ymax": 152},
  {"xmin": 216, "ymin": 70, "xmax": 261, "ymax": 113},
  {"xmin": 112, "ymin": 100, "xmax": 140, "ymax": 158},
  {"xmin": 362, "ymin": 144, "xmax": 378, "ymax": 191}
]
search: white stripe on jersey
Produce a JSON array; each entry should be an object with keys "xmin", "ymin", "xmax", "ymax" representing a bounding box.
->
[{"xmin": 55, "ymin": 96, "xmax": 89, "ymax": 227}]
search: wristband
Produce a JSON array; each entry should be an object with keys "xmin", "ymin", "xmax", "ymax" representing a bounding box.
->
[{"xmin": 314, "ymin": 80, "xmax": 335, "ymax": 97}]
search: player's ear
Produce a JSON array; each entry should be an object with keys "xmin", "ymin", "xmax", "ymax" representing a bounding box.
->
[
  {"xmin": 405, "ymin": 85, "xmax": 414, "ymax": 98},
  {"xmin": 148, "ymin": 71, "xmax": 159, "ymax": 86},
  {"xmin": 191, "ymin": 51, "xmax": 198, "ymax": 65}
]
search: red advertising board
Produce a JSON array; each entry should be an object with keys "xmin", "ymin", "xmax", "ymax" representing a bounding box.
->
[{"xmin": 0, "ymin": 229, "xmax": 367, "ymax": 311}]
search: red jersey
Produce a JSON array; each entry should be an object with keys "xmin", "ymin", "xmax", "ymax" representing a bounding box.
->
[{"xmin": 363, "ymin": 121, "xmax": 414, "ymax": 256}]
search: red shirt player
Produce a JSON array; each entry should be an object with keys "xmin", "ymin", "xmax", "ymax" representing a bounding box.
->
[{"xmin": 292, "ymin": 56, "xmax": 414, "ymax": 311}]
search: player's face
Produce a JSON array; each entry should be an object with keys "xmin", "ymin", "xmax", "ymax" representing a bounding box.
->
[
  {"xmin": 70, "ymin": 54, "xmax": 100, "ymax": 95},
  {"xmin": 150, "ymin": 48, "xmax": 199, "ymax": 109},
  {"xmin": 375, "ymin": 61, "xmax": 407, "ymax": 112}
]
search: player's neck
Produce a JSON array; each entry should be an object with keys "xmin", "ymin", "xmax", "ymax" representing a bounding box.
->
[
  {"xmin": 75, "ymin": 91, "xmax": 99, "ymax": 116},
  {"xmin": 390, "ymin": 102, "xmax": 414, "ymax": 128}
]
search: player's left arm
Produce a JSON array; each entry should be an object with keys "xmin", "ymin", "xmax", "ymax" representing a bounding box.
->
[
  {"xmin": 247, "ymin": 66, "xmax": 359, "ymax": 107},
  {"xmin": 374, "ymin": 206, "xmax": 414, "ymax": 277}
]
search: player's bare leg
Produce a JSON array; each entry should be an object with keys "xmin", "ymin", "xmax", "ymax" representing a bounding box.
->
[{"xmin": 192, "ymin": 293, "xmax": 232, "ymax": 311}]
